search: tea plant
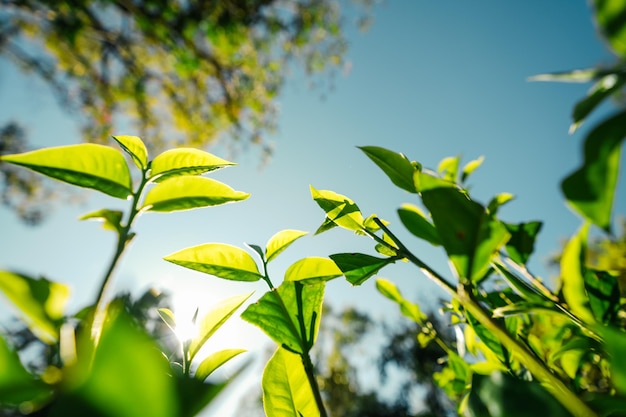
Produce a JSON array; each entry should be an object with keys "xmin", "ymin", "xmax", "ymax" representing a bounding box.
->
[{"xmin": 0, "ymin": 136, "xmax": 251, "ymax": 416}]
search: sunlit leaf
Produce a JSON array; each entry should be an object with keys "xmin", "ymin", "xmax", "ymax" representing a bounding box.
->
[
  {"xmin": 375, "ymin": 278, "xmax": 427, "ymax": 323},
  {"xmin": 112, "ymin": 135, "xmax": 148, "ymax": 170},
  {"xmin": 141, "ymin": 176, "xmax": 249, "ymax": 212},
  {"xmin": 149, "ymin": 148, "xmax": 235, "ymax": 182},
  {"xmin": 595, "ymin": 325, "xmax": 626, "ymax": 395},
  {"xmin": 189, "ymin": 292, "xmax": 253, "ymax": 362},
  {"xmin": 64, "ymin": 308, "xmax": 178, "ymax": 417},
  {"xmin": 503, "ymin": 221, "xmax": 542, "ymax": 265},
  {"xmin": 0, "ymin": 335, "xmax": 50, "ymax": 407},
  {"xmin": 438, "ymin": 156, "xmax": 459, "ymax": 183},
  {"xmin": 0, "ymin": 144, "xmax": 132, "ymax": 199},
  {"xmin": 585, "ymin": 269, "xmax": 620, "ymax": 324},
  {"xmin": 570, "ymin": 73, "xmax": 626, "ymax": 133},
  {"xmin": 284, "ymin": 257, "xmax": 342, "ymax": 284},
  {"xmin": 487, "ymin": 193, "xmax": 515, "ymax": 215},
  {"xmin": 467, "ymin": 372, "xmax": 570, "ymax": 417},
  {"xmin": 0, "ymin": 271, "xmax": 69, "ymax": 344},
  {"xmin": 330, "ymin": 253, "xmax": 393, "ymax": 286},
  {"xmin": 528, "ymin": 68, "xmax": 599, "ymax": 83},
  {"xmin": 420, "ymin": 186, "xmax": 510, "ymax": 283},
  {"xmin": 262, "ymin": 347, "xmax": 319, "ymax": 417},
  {"xmin": 78, "ymin": 209, "xmax": 124, "ymax": 233},
  {"xmin": 492, "ymin": 262, "xmax": 546, "ymax": 304},
  {"xmin": 561, "ymin": 223, "xmax": 595, "ymax": 323},
  {"xmin": 195, "ymin": 349, "xmax": 246, "ymax": 382},
  {"xmin": 164, "ymin": 243, "xmax": 263, "ymax": 281},
  {"xmin": 313, "ymin": 216, "xmax": 337, "ymax": 235},
  {"xmin": 359, "ymin": 146, "xmax": 419, "ymax": 193},
  {"xmin": 491, "ymin": 302, "xmax": 559, "ymax": 318},
  {"xmin": 310, "ymin": 186, "xmax": 364, "ymax": 232},
  {"xmin": 266, "ymin": 230, "xmax": 308, "ymax": 263},
  {"xmin": 592, "ymin": 0, "xmax": 626, "ymax": 56},
  {"xmin": 562, "ymin": 110, "xmax": 626, "ymax": 232},
  {"xmin": 157, "ymin": 307, "xmax": 177, "ymax": 333},
  {"xmin": 397, "ymin": 203, "xmax": 441, "ymax": 246},
  {"xmin": 241, "ymin": 281, "xmax": 324, "ymax": 354},
  {"xmin": 461, "ymin": 156, "xmax": 485, "ymax": 183}
]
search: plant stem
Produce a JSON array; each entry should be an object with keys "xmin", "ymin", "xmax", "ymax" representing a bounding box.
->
[
  {"xmin": 302, "ymin": 350, "xmax": 328, "ymax": 417},
  {"xmin": 91, "ymin": 173, "xmax": 149, "ymax": 340}
]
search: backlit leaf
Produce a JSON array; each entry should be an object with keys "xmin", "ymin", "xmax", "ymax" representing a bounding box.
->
[
  {"xmin": 157, "ymin": 308, "xmax": 176, "ymax": 333},
  {"xmin": 262, "ymin": 347, "xmax": 319, "ymax": 417},
  {"xmin": 570, "ymin": 73, "xmax": 626, "ymax": 133},
  {"xmin": 562, "ymin": 109, "xmax": 626, "ymax": 232},
  {"xmin": 585, "ymin": 269, "xmax": 620, "ymax": 324},
  {"xmin": 0, "ymin": 144, "xmax": 132, "ymax": 199},
  {"xmin": 330, "ymin": 253, "xmax": 393, "ymax": 286},
  {"xmin": 0, "ymin": 271, "xmax": 69, "ymax": 344},
  {"xmin": 503, "ymin": 221, "xmax": 542, "ymax": 265},
  {"xmin": 310, "ymin": 186, "xmax": 364, "ymax": 232},
  {"xmin": 141, "ymin": 176, "xmax": 249, "ymax": 212},
  {"xmin": 375, "ymin": 278, "xmax": 427, "ymax": 323},
  {"xmin": 164, "ymin": 243, "xmax": 263, "ymax": 281},
  {"xmin": 112, "ymin": 135, "xmax": 148, "ymax": 170},
  {"xmin": 78, "ymin": 209, "xmax": 123, "ymax": 233},
  {"xmin": 149, "ymin": 148, "xmax": 235, "ymax": 182},
  {"xmin": 0, "ymin": 335, "xmax": 50, "ymax": 407},
  {"xmin": 461, "ymin": 156, "xmax": 485, "ymax": 183},
  {"xmin": 189, "ymin": 292, "xmax": 253, "ymax": 362},
  {"xmin": 266, "ymin": 230, "xmax": 308, "ymax": 263},
  {"xmin": 284, "ymin": 257, "xmax": 342, "ymax": 284},
  {"xmin": 242, "ymin": 281, "xmax": 324, "ymax": 354},
  {"xmin": 561, "ymin": 223, "xmax": 595, "ymax": 323},
  {"xmin": 195, "ymin": 349, "xmax": 246, "ymax": 382},
  {"xmin": 487, "ymin": 193, "xmax": 515, "ymax": 215},
  {"xmin": 398, "ymin": 203, "xmax": 441, "ymax": 246},
  {"xmin": 438, "ymin": 156, "xmax": 459, "ymax": 183},
  {"xmin": 359, "ymin": 146, "xmax": 419, "ymax": 193},
  {"xmin": 528, "ymin": 68, "xmax": 599, "ymax": 83}
]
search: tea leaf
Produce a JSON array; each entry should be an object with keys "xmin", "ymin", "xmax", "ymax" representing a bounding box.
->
[
  {"xmin": 189, "ymin": 292, "xmax": 253, "ymax": 362},
  {"xmin": 375, "ymin": 278, "xmax": 427, "ymax": 323},
  {"xmin": 0, "ymin": 335, "xmax": 49, "ymax": 406},
  {"xmin": 592, "ymin": 0, "xmax": 626, "ymax": 56},
  {"xmin": 461, "ymin": 156, "xmax": 485, "ymax": 183},
  {"xmin": 562, "ymin": 110, "xmax": 626, "ymax": 232},
  {"xmin": 262, "ymin": 347, "xmax": 318, "ymax": 417},
  {"xmin": 561, "ymin": 223, "xmax": 595, "ymax": 323},
  {"xmin": 79, "ymin": 209, "xmax": 124, "ymax": 233},
  {"xmin": 359, "ymin": 146, "xmax": 418, "ymax": 193},
  {"xmin": 397, "ymin": 203, "xmax": 441, "ymax": 246},
  {"xmin": 164, "ymin": 243, "xmax": 263, "ymax": 282},
  {"xmin": 141, "ymin": 176, "xmax": 249, "ymax": 212},
  {"xmin": 570, "ymin": 73, "xmax": 626, "ymax": 132},
  {"xmin": 503, "ymin": 221, "xmax": 542, "ymax": 265},
  {"xmin": 266, "ymin": 230, "xmax": 308, "ymax": 263},
  {"xmin": 149, "ymin": 148, "xmax": 235, "ymax": 182},
  {"xmin": 310, "ymin": 186, "xmax": 364, "ymax": 232},
  {"xmin": 0, "ymin": 144, "xmax": 132, "ymax": 199},
  {"xmin": 438, "ymin": 156, "xmax": 459, "ymax": 183},
  {"xmin": 330, "ymin": 253, "xmax": 393, "ymax": 286},
  {"xmin": 0, "ymin": 271, "xmax": 69, "ymax": 344},
  {"xmin": 112, "ymin": 135, "xmax": 148, "ymax": 170},
  {"xmin": 284, "ymin": 257, "xmax": 342, "ymax": 284},
  {"xmin": 195, "ymin": 349, "xmax": 246, "ymax": 382}
]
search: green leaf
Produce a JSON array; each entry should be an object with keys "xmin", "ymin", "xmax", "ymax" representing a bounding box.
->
[
  {"xmin": 486, "ymin": 193, "xmax": 515, "ymax": 215},
  {"xmin": 0, "ymin": 335, "xmax": 50, "ymax": 407},
  {"xmin": 375, "ymin": 278, "xmax": 427, "ymax": 323},
  {"xmin": 112, "ymin": 135, "xmax": 148, "ymax": 170},
  {"xmin": 420, "ymin": 186, "xmax": 510, "ymax": 283},
  {"xmin": 359, "ymin": 146, "xmax": 419, "ymax": 193},
  {"xmin": 562, "ymin": 110, "xmax": 626, "ymax": 232},
  {"xmin": 241, "ymin": 281, "xmax": 324, "ymax": 354},
  {"xmin": 262, "ymin": 347, "xmax": 318, "ymax": 417},
  {"xmin": 461, "ymin": 156, "xmax": 485, "ymax": 183},
  {"xmin": 284, "ymin": 257, "xmax": 343, "ymax": 284},
  {"xmin": 189, "ymin": 292, "xmax": 253, "ymax": 363},
  {"xmin": 0, "ymin": 271, "xmax": 69, "ymax": 344},
  {"xmin": 141, "ymin": 176, "xmax": 249, "ymax": 212},
  {"xmin": 266, "ymin": 230, "xmax": 308, "ymax": 263},
  {"xmin": 313, "ymin": 216, "xmax": 338, "ymax": 235},
  {"xmin": 594, "ymin": 325, "xmax": 626, "ymax": 395},
  {"xmin": 466, "ymin": 312, "xmax": 506, "ymax": 363},
  {"xmin": 149, "ymin": 148, "xmax": 235, "ymax": 182},
  {"xmin": 157, "ymin": 307, "xmax": 177, "ymax": 333},
  {"xmin": 0, "ymin": 144, "xmax": 132, "ymax": 199},
  {"xmin": 592, "ymin": 0, "xmax": 626, "ymax": 56},
  {"xmin": 195, "ymin": 349, "xmax": 246, "ymax": 382},
  {"xmin": 528, "ymin": 68, "xmax": 599, "ymax": 83},
  {"xmin": 492, "ymin": 262, "xmax": 547, "ymax": 304},
  {"xmin": 310, "ymin": 186, "xmax": 364, "ymax": 232},
  {"xmin": 438, "ymin": 156, "xmax": 460, "ymax": 183},
  {"xmin": 570, "ymin": 73, "xmax": 626, "ymax": 133},
  {"xmin": 164, "ymin": 243, "xmax": 263, "ymax": 281},
  {"xmin": 397, "ymin": 203, "xmax": 441, "ymax": 246},
  {"xmin": 561, "ymin": 223, "xmax": 595, "ymax": 323},
  {"xmin": 467, "ymin": 372, "xmax": 570, "ymax": 417},
  {"xmin": 585, "ymin": 269, "xmax": 620, "ymax": 324},
  {"xmin": 78, "ymin": 209, "xmax": 124, "ymax": 233},
  {"xmin": 503, "ymin": 221, "xmax": 542, "ymax": 265},
  {"xmin": 330, "ymin": 253, "xmax": 394, "ymax": 286},
  {"xmin": 65, "ymin": 308, "xmax": 178, "ymax": 417}
]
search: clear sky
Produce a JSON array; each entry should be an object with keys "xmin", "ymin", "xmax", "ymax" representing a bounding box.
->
[{"xmin": 0, "ymin": 1, "xmax": 624, "ymax": 414}]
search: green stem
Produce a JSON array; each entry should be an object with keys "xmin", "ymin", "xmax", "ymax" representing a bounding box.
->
[
  {"xmin": 302, "ymin": 350, "xmax": 328, "ymax": 417},
  {"xmin": 372, "ymin": 218, "xmax": 598, "ymax": 417},
  {"xmin": 91, "ymin": 173, "xmax": 149, "ymax": 340}
]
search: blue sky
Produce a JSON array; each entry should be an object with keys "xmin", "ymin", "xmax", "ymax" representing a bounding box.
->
[{"xmin": 0, "ymin": 1, "xmax": 624, "ymax": 414}]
